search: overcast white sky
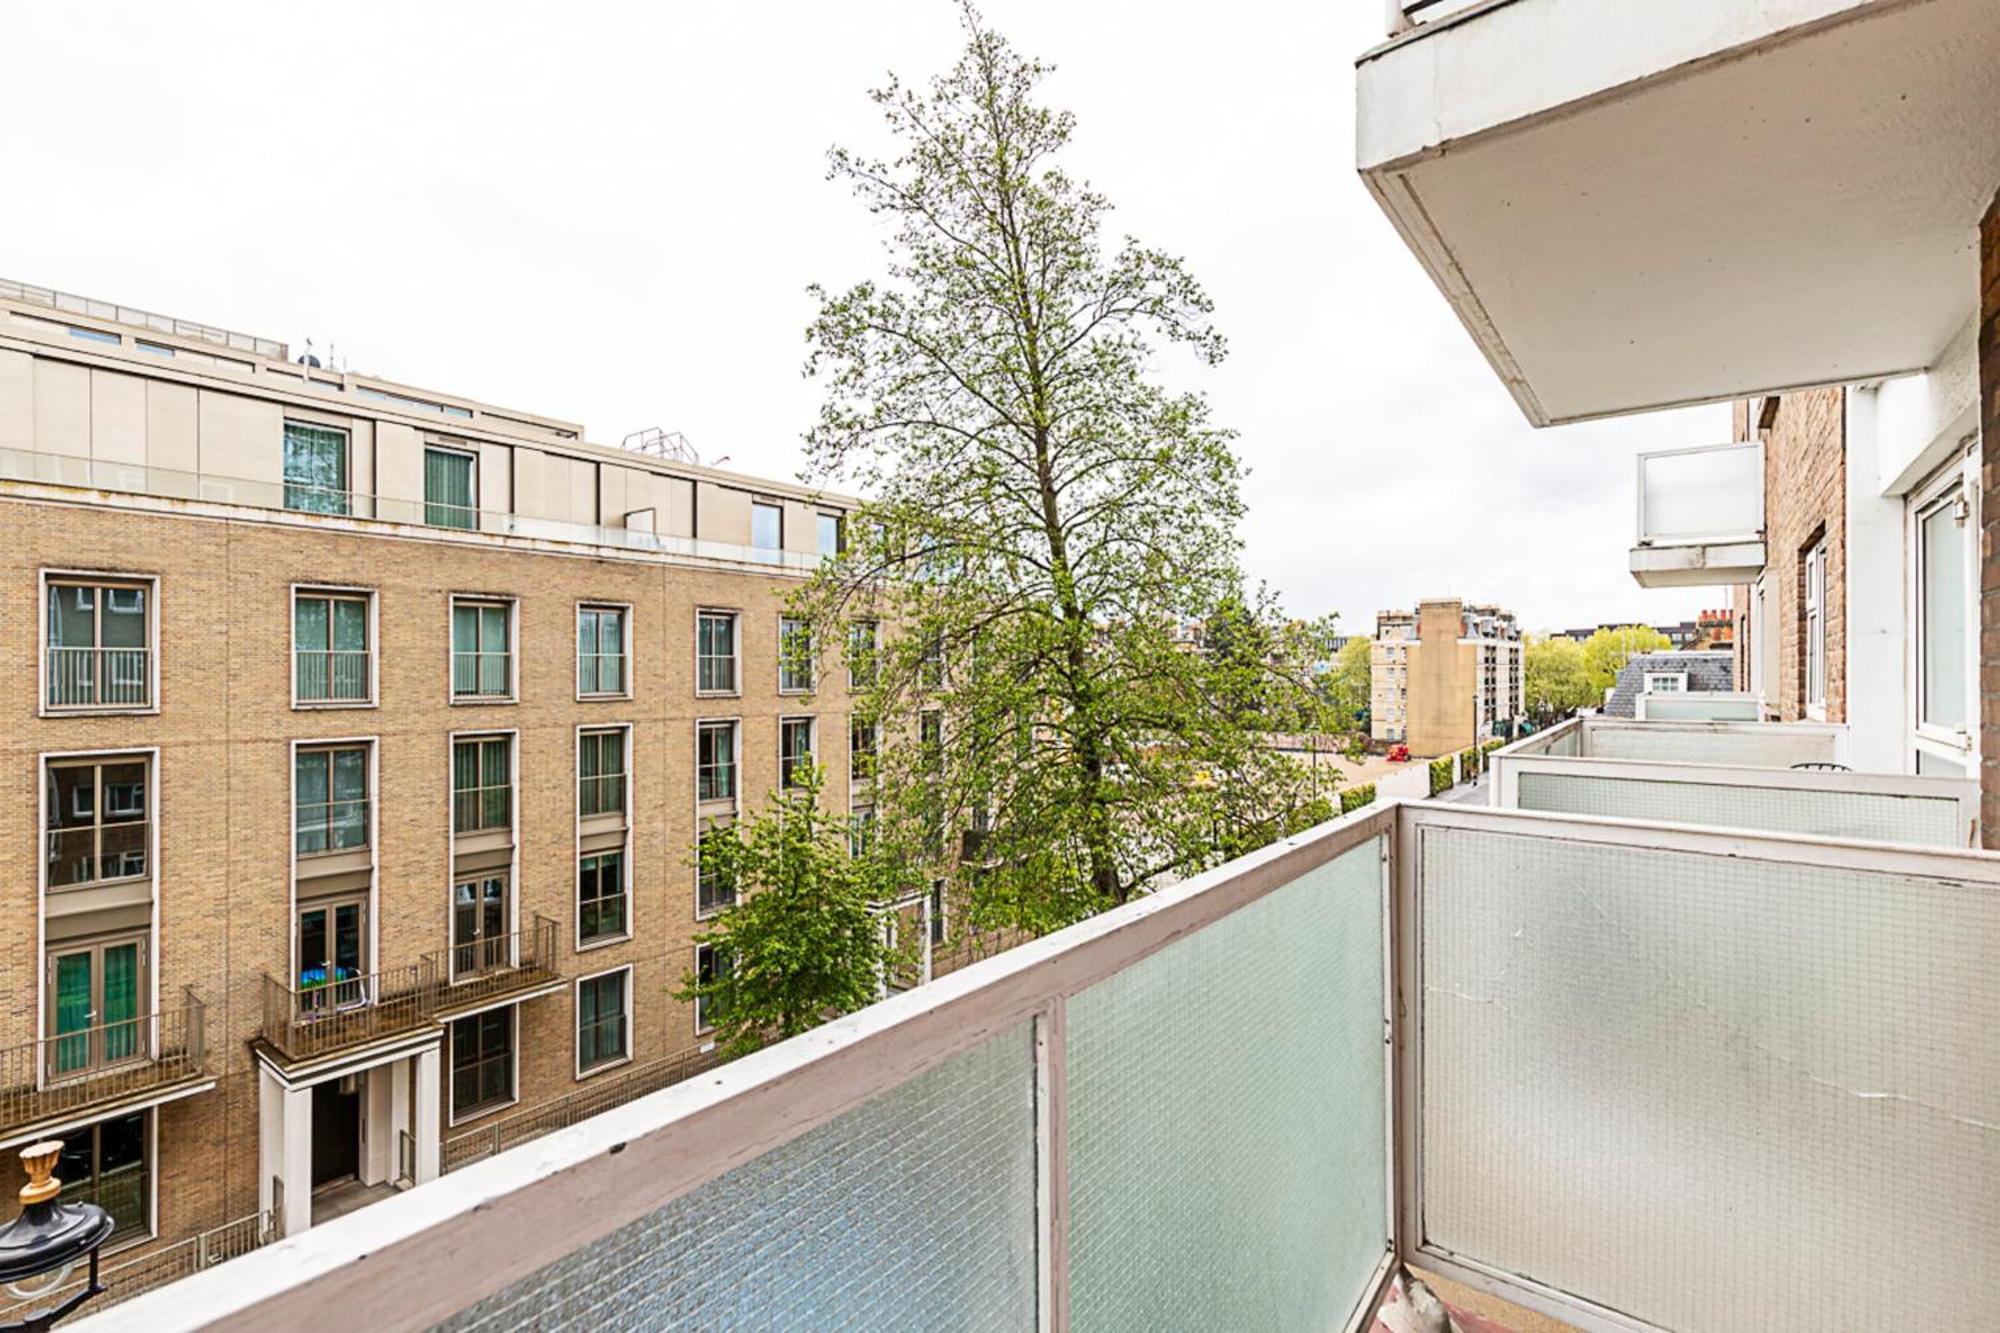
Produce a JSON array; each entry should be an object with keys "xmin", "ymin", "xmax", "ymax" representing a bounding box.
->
[{"xmin": 2, "ymin": 2, "xmax": 1730, "ymax": 635}]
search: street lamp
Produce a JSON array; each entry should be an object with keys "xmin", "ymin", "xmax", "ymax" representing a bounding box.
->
[{"xmin": 0, "ymin": 1142, "xmax": 114, "ymax": 1331}]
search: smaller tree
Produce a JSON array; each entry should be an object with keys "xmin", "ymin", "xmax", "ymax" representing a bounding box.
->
[
  {"xmin": 1580, "ymin": 624, "xmax": 1672, "ymax": 696},
  {"xmin": 676, "ymin": 767, "xmax": 907, "ymax": 1057},
  {"xmin": 1524, "ymin": 634, "xmax": 1598, "ymax": 723},
  {"xmin": 1324, "ymin": 636, "xmax": 1373, "ymax": 734}
]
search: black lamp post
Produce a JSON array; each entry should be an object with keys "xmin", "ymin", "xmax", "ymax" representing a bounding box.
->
[{"xmin": 0, "ymin": 1142, "xmax": 115, "ymax": 1332}]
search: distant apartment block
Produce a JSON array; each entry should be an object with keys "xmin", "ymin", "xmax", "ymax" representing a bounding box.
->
[{"xmin": 1369, "ymin": 598, "xmax": 1522, "ymax": 755}]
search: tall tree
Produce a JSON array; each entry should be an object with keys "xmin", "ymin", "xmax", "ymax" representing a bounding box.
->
[
  {"xmin": 675, "ymin": 767, "xmax": 905, "ymax": 1058},
  {"xmin": 1580, "ymin": 624, "xmax": 1672, "ymax": 696},
  {"xmin": 794, "ymin": 8, "xmax": 1331, "ymax": 931},
  {"xmin": 1523, "ymin": 634, "xmax": 1598, "ymax": 723}
]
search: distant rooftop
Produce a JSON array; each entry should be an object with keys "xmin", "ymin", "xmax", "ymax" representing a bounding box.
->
[{"xmin": 0, "ymin": 275, "xmax": 286, "ymax": 361}]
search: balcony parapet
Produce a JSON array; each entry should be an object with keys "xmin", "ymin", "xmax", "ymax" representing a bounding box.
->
[{"xmin": 0, "ymin": 987, "xmax": 210, "ymax": 1143}]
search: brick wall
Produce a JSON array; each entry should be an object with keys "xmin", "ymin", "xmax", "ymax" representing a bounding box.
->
[
  {"xmin": 1745, "ymin": 387, "xmax": 1847, "ymax": 723},
  {"xmin": 1978, "ymin": 190, "xmax": 2000, "ymax": 847},
  {"xmin": 0, "ymin": 491, "xmax": 858, "ymax": 1241}
]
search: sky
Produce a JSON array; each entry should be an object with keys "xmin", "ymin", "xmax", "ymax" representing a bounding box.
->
[{"xmin": 0, "ymin": 1, "xmax": 1731, "ymax": 635}]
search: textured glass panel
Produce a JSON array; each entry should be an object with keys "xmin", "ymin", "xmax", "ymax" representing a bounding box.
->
[
  {"xmin": 1419, "ymin": 825, "xmax": 2000, "ymax": 1332},
  {"xmin": 1584, "ymin": 722, "xmax": 1834, "ymax": 767},
  {"xmin": 1515, "ymin": 771, "xmax": 1967, "ymax": 847},
  {"xmin": 436, "ymin": 1023, "xmax": 1039, "ymax": 1332},
  {"xmin": 1638, "ymin": 693, "xmax": 1759, "ymax": 721},
  {"xmin": 1067, "ymin": 839, "xmax": 1388, "ymax": 1331},
  {"xmin": 1639, "ymin": 443, "xmax": 1760, "ymax": 543}
]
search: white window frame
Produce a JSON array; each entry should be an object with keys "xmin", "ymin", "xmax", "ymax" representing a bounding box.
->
[
  {"xmin": 694, "ymin": 608, "xmax": 741, "ymax": 698},
  {"xmin": 574, "ymin": 964, "xmax": 634, "ymax": 1080},
  {"xmin": 290, "ymin": 584, "xmax": 378, "ymax": 710},
  {"xmin": 778, "ymin": 617, "xmax": 815, "ymax": 695},
  {"xmin": 38, "ymin": 569, "xmax": 161, "ymax": 719},
  {"xmin": 575, "ymin": 601, "xmax": 633, "ymax": 702},
  {"xmin": 1908, "ymin": 449, "xmax": 1979, "ymax": 769},
  {"xmin": 1642, "ymin": 672, "xmax": 1687, "ymax": 694},
  {"xmin": 423, "ymin": 444, "xmax": 480, "ymax": 530},
  {"xmin": 1803, "ymin": 539, "xmax": 1827, "ymax": 720},
  {"xmin": 449, "ymin": 594, "xmax": 518, "ymax": 705},
  {"xmin": 778, "ymin": 715, "xmax": 817, "ymax": 791}
]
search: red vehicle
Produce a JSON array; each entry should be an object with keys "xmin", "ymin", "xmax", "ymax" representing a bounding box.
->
[{"xmin": 1387, "ymin": 744, "xmax": 1411, "ymax": 763}]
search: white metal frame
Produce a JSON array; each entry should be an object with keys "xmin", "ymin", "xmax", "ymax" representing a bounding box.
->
[
  {"xmin": 288, "ymin": 583, "xmax": 379, "ymax": 711},
  {"xmin": 777, "ymin": 614, "xmax": 816, "ymax": 695},
  {"xmin": 573, "ymin": 964, "xmax": 636, "ymax": 1082},
  {"xmin": 694, "ymin": 606, "xmax": 742, "ymax": 698},
  {"xmin": 447, "ymin": 593, "xmax": 518, "ymax": 706}
]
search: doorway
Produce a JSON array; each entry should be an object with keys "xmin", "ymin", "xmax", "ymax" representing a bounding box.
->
[{"xmin": 311, "ymin": 1078, "xmax": 361, "ymax": 1188}]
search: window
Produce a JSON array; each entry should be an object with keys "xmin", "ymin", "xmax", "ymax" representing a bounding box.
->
[
  {"xmin": 282, "ymin": 421, "xmax": 349, "ymax": 515},
  {"xmin": 577, "ymin": 970, "xmax": 629, "ymax": 1073},
  {"xmin": 578, "ymin": 729, "xmax": 626, "ymax": 818},
  {"xmin": 816, "ymin": 512, "xmax": 843, "ymax": 558},
  {"xmin": 751, "ymin": 501, "xmax": 783, "ymax": 551},
  {"xmin": 46, "ymin": 577, "xmax": 151, "ymax": 710},
  {"xmin": 47, "ymin": 936, "xmax": 147, "ymax": 1080},
  {"xmin": 1804, "ymin": 539, "xmax": 1827, "ymax": 713},
  {"xmin": 451, "ymin": 599, "xmax": 512, "ymax": 701},
  {"xmin": 579, "ymin": 852, "xmax": 627, "ymax": 943},
  {"xmin": 929, "ymin": 880, "xmax": 947, "ymax": 946},
  {"xmin": 294, "ymin": 591, "xmax": 370, "ymax": 704},
  {"xmin": 577, "ymin": 605, "xmax": 627, "ymax": 698},
  {"xmin": 696, "ymin": 611, "xmax": 739, "ymax": 695},
  {"xmin": 921, "ymin": 637, "xmax": 946, "ymax": 690},
  {"xmin": 451, "ymin": 875, "xmax": 511, "ymax": 976},
  {"xmin": 694, "ymin": 945, "xmax": 730, "ymax": 1034},
  {"xmin": 451, "ymin": 1010, "xmax": 514, "ymax": 1120},
  {"xmin": 45, "ymin": 757, "xmax": 148, "ymax": 889},
  {"xmin": 847, "ymin": 620, "xmax": 879, "ymax": 689},
  {"xmin": 697, "ymin": 825, "xmax": 735, "ymax": 916},
  {"xmin": 848, "ymin": 807, "xmax": 875, "ymax": 859},
  {"xmin": 779, "ymin": 617, "xmax": 814, "ymax": 693},
  {"xmin": 697, "ymin": 721, "xmax": 737, "ymax": 803},
  {"xmin": 850, "ymin": 719, "xmax": 877, "ymax": 782},
  {"xmin": 56, "ymin": 1112, "xmax": 148, "ymax": 1242},
  {"xmin": 920, "ymin": 711, "xmax": 944, "ymax": 773},
  {"xmin": 424, "ymin": 447, "xmax": 477, "ymax": 530},
  {"xmin": 452, "ymin": 736, "xmax": 511, "ymax": 833},
  {"xmin": 297, "ymin": 898, "xmax": 366, "ymax": 1008},
  {"xmin": 296, "ymin": 745, "xmax": 368, "ymax": 855},
  {"xmin": 1642, "ymin": 672, "xmax": 1687, "ymax": 694},
  {"xmin": 780, "ymin": 718, "xmax": 815, "ymax": 789},
  {"xmin": 1918, "ymin": 486, "xmax": 1968, "ymax": 733}
]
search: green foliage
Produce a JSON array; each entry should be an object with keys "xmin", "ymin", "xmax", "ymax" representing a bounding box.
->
[
  {"xmin": 1459, "ymin": 746, "xmax": 1479, "ymax": 778},
  {"xmin": 1524, "ymin": 634, "xmax": 1598, "ymax": 723},
  {"xmin": 1339, "ymin": 783, "xmax": 1376, "ymax": 814},
  {"xmin": 1428, "ymin": 757, "xmax": 1454, "ymax": 797},
  {"xmin": 674, "ymin": 767, "xmax": 908, "ymax": 1058},
  {"xmin": 793, "ymin": 9, "xmax": 1336, "ymax": 931},
  {"xmin": 1323, "ymin": 636, "xmax": 1373, "ymax": 732},
  {"xmin": 1341, "ymin": 735, "xmax": 1368, "ymax": 764},
  {"xmin": 1580, "ymin": 625, "xmax": 1672, "ymax": 696}
]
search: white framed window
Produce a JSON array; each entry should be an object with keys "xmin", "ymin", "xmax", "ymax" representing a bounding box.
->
[
  {"xmin": 779, "ymin": 717, "xmax": 815, "ymax": 789},
  {"xmin": 451, "ymin": 597, "xmax": 515, "ymax": 702},
  {"xmin": 1803, "ymin": 539, "xmax": 1827, "ymax": 717},
  {"xmin": 282, "ymin": 421, "xmax": 350, "ymax": 515},
  {"xmin": 42, "ymin": 571, "xmax": 157, "ymax": 715},
  {"xmin": 816, "ymin": 511, "xmax": 843, "ymax": 558},
  {"xmin": 44, "ymin": 753, "xmax": 152, "ymax": 890},
  {"xmin": 779, "ymin": 618, "xmax": 815, "ymax": 694},
  {"xmin": 696, "ymin": 821, "xmax": 736, "ymax": 917},
  {"xmin": 576, "ymin": 604, "xmax": 629, "ymax": 699},
  {"xmin": 847, "ymin": 620, "xmax": 879, "ymax": 690},
  {"xmin": 576, "ymin": 966, "xmax": 632, "ymax": 1077},
  {"xmin": 1642, "ymin": 672, "xmax": 1687, "ymax": 694},
  {"xmin": 696, "ymin": 720, "xmax": 738, "ymax": 805},
  {"xmin": 293, "ymin": 587, "xmax": 374, "ymax": 707},
  {"xmin": 694, "ymin": 944, "xmax": 731, "ymax": 1036},
  {"xmin": 449, "ymin": 1008, "xmax": 516, "ymax": 1123},
  {"xmin": 696, "ymin": 610, "xmax": 740, "ymax": 696}
]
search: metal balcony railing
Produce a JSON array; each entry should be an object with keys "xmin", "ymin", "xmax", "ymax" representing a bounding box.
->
[
  {"xmin": 430, "ymin": 915, "xmax": 561, "ymax": 1006},
  {"xmin": 1635, "ymin": 440, "xmax": 1763, "ymax": 547},
  {"xmin": 0, "ymin": 988, "xmax": 207, "ymax": 1137},
  {"xmin": 0, "ymin": 1205, "xmax": 279, "ymax": 1322},
  {"xmin": 46, "ymin": 645, "xmax": 150, "ymax": 709},
  {"xmin": 442, "ymin": 1044, "xmax": 723, "ymax": 1174},
  {"xmin": 451, "ymin": 650, "xmax": 512, "ymax": 699},
  {"xmin": 294, "ymin": 649, "xmax": 371, "ymax": 703},
  {"xmin": 260, "ymin": 963, "xmax": 436, "ymax": 1064}
]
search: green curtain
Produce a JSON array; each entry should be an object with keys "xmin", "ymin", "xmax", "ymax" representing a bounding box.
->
[
  {"xmin": 101, "ymin": 944, "xmax": 138, "ymax": 1061},
  {"xmin": 424, "ymin": 449, "xmax": 474, "ymax": 528},
  {"xmin": 52, "ymin": 953, "xmax": 92, "ymax": 1074},
  {"xmin": 296, "ymin": 751, "xmax": 329, "ymax": 854}
]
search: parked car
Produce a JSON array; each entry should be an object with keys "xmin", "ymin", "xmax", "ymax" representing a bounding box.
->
[{"xmin": 1387, "ymin": 744, "xmax": 1411, "ymax": 763}]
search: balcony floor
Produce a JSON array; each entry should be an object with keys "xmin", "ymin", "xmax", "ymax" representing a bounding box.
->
[{"xmin": 1377, "ymin": 1268, "xmax": 1578, "ymax": 1333}]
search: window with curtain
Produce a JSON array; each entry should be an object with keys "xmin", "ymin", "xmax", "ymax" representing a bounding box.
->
[
  {"xmin": 453, "ymin": 737, "xmax": 511, "ymax": 833},
  {"xmin": 283, "ymin": 422, "xmax": 350, "ymax": 514},
  {"xmin": 697, "ymin": 824, "xmax": 735, "ymax": 916},
  {"xmin": 779, "ymin": 618, "xmax": 814, "ymax": 693},
  {"xmin": 579, "ymin": 852, "xmax": 627, "ymax": 943},
  {"xmin": 47, "ymin": 938, "xmax": 144, "ymax": 1078},
  {"xmin": 296, "ymin": 746, "xmax": 369, "ymax": 855},
  {"xmin": 424, "ymin": 447, "xmax": 477, "ymax": 529},
  {"xmin": 577, "ymin": 970, "xmax": 629, "ymax": 1071},
  {"xmin": 452, "ymin": 600, "xmax": 512, "ymax": 699},
  {"xmin": 697, "ymin": 611, "xmax": 738, "ymax": 694},
  {"xmin": 577, "ymin": 606, "xmax": 626, "ymax": 696},
  {"xmin": 57, "ymin": 1112, "xmax": 148, "ymax": 1241},
  {"xmin": 780, "ymin": 718, "xmax": 815, "ymax": 789},
  {"xmin": 579, "ymin": 729, "xmax": 626, "ymax": 817},
  {"xmin": 696, "ymin": 721, "xmax": 736, "ymax": 803},
  {"xmin": 294, "ymin": 592, "xmax": 371, "ymax": 703},
  {"xmin": 850, "ymin": 719, "xmax": 877, "ymax": 781},
  {"xmin": 847, "ymin": 620, "xmax": 878, "ymax": 689}
]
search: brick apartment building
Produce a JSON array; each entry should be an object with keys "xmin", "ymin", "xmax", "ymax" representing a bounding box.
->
[{"xmin": 0, "ymin": 278, "xmax": 903, "ymax": 1256}]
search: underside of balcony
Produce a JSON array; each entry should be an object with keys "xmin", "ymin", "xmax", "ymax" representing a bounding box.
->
[{"xmin": 1357, "ymin": 0, "xmax": 2000, "ymax": 424}]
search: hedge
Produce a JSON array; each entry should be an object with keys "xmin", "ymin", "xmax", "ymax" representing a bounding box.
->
[
  {"xmin": 1339, "ymin": 783, "xmax": 1376, "ymax": 814},
  {"xmin": 1428, "ymin": 757, "xmax": 1454, "ymax": 797},
  {"xmin": 1459, "ymin": 746, "xmax": 1480, "ymax": 779}
]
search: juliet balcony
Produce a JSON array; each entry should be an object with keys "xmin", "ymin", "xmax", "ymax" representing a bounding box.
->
[
  {"xmin": 1628, "ymin": 442, "xmax": 1764, "ymax": 589},
  {"xmin": 102, "ymin": 786, "xmax": 2000, "ymax": 1332},
  {"xmin": 0, "ymin": 988, "xmax": 211, "ymax": 1147}
]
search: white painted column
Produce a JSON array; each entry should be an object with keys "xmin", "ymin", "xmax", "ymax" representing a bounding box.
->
[
  {"xmin": 1844, "ymin": 386, "xmax": 1908, "ymax": 773},
  {"xmin": 362, "ymin": 1066, "xmax": 395, "ymax": 1186},
  {"xmin": 413, "ymin": 1045, "xmax": 442, "ymax": 1184},
  {"xmin": 390, "ymin": 1058, "xmax": 414, "ymax": 1185},
  {"xmin": 257, "ymin": 1070, "xmax": 315, "ymax": 1238}
]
